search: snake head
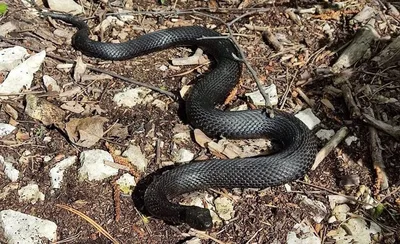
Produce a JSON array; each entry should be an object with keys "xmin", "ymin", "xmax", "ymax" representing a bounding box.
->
[{"xmin": 183, "ymin": 206, "xmax": 213, "ymax": 230}]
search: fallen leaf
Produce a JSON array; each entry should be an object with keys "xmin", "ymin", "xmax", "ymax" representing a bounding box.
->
[
  {"xmin": 107, "ymin": 123, "xmax": 129, "ymax": 139},
  {"xmin": 25, "ymin": 94, "xmax": 66, "ymax": 128},
  {"xmin": 61, "ymin": 101, "xmax": 85, "ymax": 114},
  {"xmin": 73, "ymin": 56, "xmax": 87, "ymax": 82},
  {"xmin": 4, "ymin": 104, "xmax": 18, "ymax": 120},
  {"xmin": 65, "ymin": 116, "xmax": 108, "ymax": 148},
  {"xmin": 15, "ymin": 130, "xmax": 30, "ymax": 142}
]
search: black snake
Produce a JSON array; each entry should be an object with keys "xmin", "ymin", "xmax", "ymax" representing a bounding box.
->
[{"xmin": 44, "ymin": 12, "xmax": 317, "ymax": 230}]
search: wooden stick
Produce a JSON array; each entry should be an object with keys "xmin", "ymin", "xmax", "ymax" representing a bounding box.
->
[
  {"xmin": 341, "ymin": 84, "xmax": 361, "ymax": 118},
  {"xmin": 365, "ymin": 108, "xmax": 389, "ymax": 191},
  {"xmin": 312, "ymin": 127, "xmax": 349, "ymax": 170},
  {"xmin": 363, "ymin": 113, "xmax": 400, "ymax": 141}
]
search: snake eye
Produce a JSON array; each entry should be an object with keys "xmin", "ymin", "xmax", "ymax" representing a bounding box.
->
[{"xmin": 183, "ymin": 206, "xmax": 213, "ymax": 230}]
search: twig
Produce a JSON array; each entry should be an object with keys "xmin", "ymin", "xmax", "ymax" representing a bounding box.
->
[
  {"xmin": 107, "ymin": 7, "xmax": 274, "ymax": 17},
  {"xmin": 341, "ymin": 84, "xmax": 361, "ymax": 118},
  {"xmin": 0, "ymin": 36, "xmax": 177, "ymax": 100},
  {"xmin": 55, "ymin": 204, "xmax": 120, "ymax": 244},
  {"xmin": 295, "ymin": 87, "xmax": 314, "ymax": 107},
  {"xmin": 364, "ymin": 108, "xmax": 389, "ymax": 192},
  {"xmin": 332, "ymin": 22, "xmax": 380, "ymax": 72},
  {"xmin": 245, "ymin": 228, "xmax": 263, "ymax": 244},
  {"xmin": 362, "ymin": 113, "xmax": 400, "ymax": 140},
  {"xmin": 296, "ymin": 181, "xmax": 377, "ymax": 208},
  {"xmin": 112, "ymin": 178, "xmax": 122, "ymax": 222},
  {"xmin": 189, "ymin": 229, "xmax": 226, "ymax": 244},
  {"xmin": 312, "ymin": 127, "xmax": 349, "ymax": 170},
  {"xmin": 262, "ymin": 28, "xmax": 283, "ymax": 51}
]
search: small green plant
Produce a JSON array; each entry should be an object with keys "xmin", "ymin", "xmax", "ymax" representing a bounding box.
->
[{"xmin": 0, "ymin": 2, "xmax": 8, "ymax": 16}]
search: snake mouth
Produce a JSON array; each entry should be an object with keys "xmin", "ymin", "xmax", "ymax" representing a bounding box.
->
[{"xmin": 182, "ymin": 206, "xmax": 213, "ymax": 230}]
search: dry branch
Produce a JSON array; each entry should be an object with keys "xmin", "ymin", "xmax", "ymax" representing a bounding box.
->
[
  {"xmin": 341, "ymin": 84, "xmax": 361, "ymax": 118},
  {"xmin": 312, "ymin": 127, "xmax": 349, "ymax": 170},
  {"xmin": 262, "ymin": 28, "xmax": 283, "ymax": 51},
  {"xmin": 363, "ymin": 114, "xmax": 400, "ymax": 141},
  {"xmin": 365, "ymin": 108, "xmax": 389, "ymax": 191},
  {"xmin": 332, "ymin": 22, "xmax": 380, "ymax": 72},
  {"xmin": 372, "ymin": 35, "xmax": 400, "ymax": 68}
]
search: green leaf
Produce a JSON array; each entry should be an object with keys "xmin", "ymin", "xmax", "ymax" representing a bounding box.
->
[
  {"xmin": 373, "ymin": 203, "xmax": 384, "ymax": 218},
  {"xmin": 159, "ymin": 0, "xmax": 167, "ymax": 5},
  {"xmin": 0, "ymin": 2, "xmax": 8, "ymax": 16}
]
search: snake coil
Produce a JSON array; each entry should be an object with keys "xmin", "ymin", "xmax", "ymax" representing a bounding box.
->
[{"xmin": 44, "ymin": 12, "xmax": 317, "ymax": 230}]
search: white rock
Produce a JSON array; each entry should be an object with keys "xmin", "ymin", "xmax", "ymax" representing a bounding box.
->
[
  {"xmin": 316, "ymin": 129, "xmax": 335, "ymax": 140},
  {"xmin": 93, "ymin": 16, "xmax": 124, "ymax": 33},
  {"xmin": 332, "ymin": 204, "xmax": 350, "ymax": 222},
  {"xmin": 327, "ymin": 217, "xmax": 381, "ymax": 244},
  {"xmin": 245, "ymin": 84, "xmax": 278, "ymax": 106},
  {"xmin": 0, "ymin": 22, "xmax": 17, "ymax": 36},
  {"xmin": 43, "ymin": 155, "xmax": 52, "ymax": 162},
  {"xmin": 0, "ymin": 46, "xmax": 29, "ymax": 71},
  {"xmin": 328, "ymin": 195, "xmax": 350, "ymax": 209},
  {"xmin": 47, "ymin": 0, "xmax": 83, "ymax": 15},
  {"xmin": 0, "ymin": 50, "xmax": 46, "ymax": 96},
  {"xmin": 0, "ymin": 209, "xmax": 57, "ymax": 244},
  {"xmin": 113, "ymin": 87, "xmax": 153, "ymax": 107},
  {"xmin": 43, "ymin": 137, "xmax": 52, "ymax": 143},
  {"xmin": 184, "ymin": 237, "xmax": 202, "ymax": 244},
  {"xmin": 287, "ymin": 221, "xmax": 321, "ymax": 244},
  {"xmin": 328, "ymin": 216, "xmax": 337, "ymax": 223},
  {"xmin": 159, "ymin": 65, "xmax": 168, "ymax": 71},
  {"xmin": 152, "ymin": 99, "xmax": 167, "ymax": 110},
  {"xmin": 0, "ymin": 123, "xmax": 16, "ymax": 137},
  {"xmin": 116, "ymin": 9, "xmax": 136, "ymax": 22},
  {"xmin": 49, "ymin": 156, "xmax": 77, "ymax": 189},
  {"xmin": 214, "ymin": 196, "xmax": 235, "ymax": 221},
  {"xmin": 0, "ymin": 156, "xmax": 19, "ymax": 182},
  {"xmin": 345, "ymin": 135, "xmax": 358, "ymax": 146},
  {"xmin": 296, "ymin": 194, "xmax": 327, "ymax": 223},
  {"xmin": 230, "ymin": 104, "xmax": 248, "ymax": 111},
  {"xmin": 295, "ymin": 108, "xmax": 321, "ymax": 130},
  {"xmin": 43, "ymin": 75, "xmax": 61, "ymax": 92},
  {"xmin": 0, "ymin": 183, "xmax": 19, "ymax": 200},
  {"xmin": 116, "ymin": 173, "xmax": 136, "ymax": 195},
  {"xmin": 79, "ymin": 150, "xmax": 118, "ymax": 181},
  {"xmin": 18, "ymin": 183, "xmax": 45, "ymax": 204},
  {"xmin": 172, "ymin": 148, "xmax": 194, "ymax": 163},
  {"xmin": 122, "ymin": 144, "xmax": 148, "ymax": 172}
]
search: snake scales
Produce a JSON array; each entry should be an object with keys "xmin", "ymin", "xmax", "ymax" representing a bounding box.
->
[{"xmin": 44, "ymin": 12, "xmax": 317, "ymax": 230}]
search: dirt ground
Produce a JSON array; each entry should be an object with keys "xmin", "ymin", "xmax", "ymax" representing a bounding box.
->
[{"xmin": 0, "ymin": 0, "xmax": 399, "ymax": 243}]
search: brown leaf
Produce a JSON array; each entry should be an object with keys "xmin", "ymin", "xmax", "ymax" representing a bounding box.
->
[
  {"xmin": 65, "ymin": 116, "xmax": 108, "ymax": 148},
  {"xmin": 16, "ymin": 129, "xmax": 30, "ymax": 142},
  {"xmin": 73, "ymin": 56, "xmax": 87, "ymax": 82},
  {"xmin": 107, "ymin": 123, "xmax": 129, "ymax": 139},
  {"xmin": 25, "ymin": 94, "xmax": 66, "ymax": 129},
  {"xmin": 4, "ymin": 104, "xmax": 18, "ymax": 120}
]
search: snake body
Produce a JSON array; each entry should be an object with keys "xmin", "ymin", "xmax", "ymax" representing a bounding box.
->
[{"xmin": 45, "ymin": 13, "xmax": 317, "ymax": 230}]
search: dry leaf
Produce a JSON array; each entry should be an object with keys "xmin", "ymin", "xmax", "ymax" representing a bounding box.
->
[
  {"xmin": 73, "ymin": 56, "xmax": 87, "ymax": 82},
  {"xmin": 238, "ymin": 0, "xmax": 252, "ymax": 9},
  {"xmin": 16, "ymin": 129, "xmax": 30, "ymax": 142},
  {"xmin": 4, "ymin": 104, "xmax": 18, "ymax": 120},
  {"xmin": 208, "ymin": 0, "xmax": 218, "ymax": 12},
  {"xmin": 107, "ymin": 123, "xmax": 129, "ymax": 139},
  {"xmin": 65, "ymin": 116, "xmax": 108, "ymax": 148},
  {"xmin": 61, "ymin": 101, "xmax": 85, "ymax": 114},
  {"xmin": 25, "ymin": 94, "xmax": 66, "ymax": 128},
  {"xmin": 194, "ymin": 129, "xmax": 240, "ymax": 159},
  {"xmin": 321, "ymin": 98, "xmax": 335, "ymax": 111}
]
